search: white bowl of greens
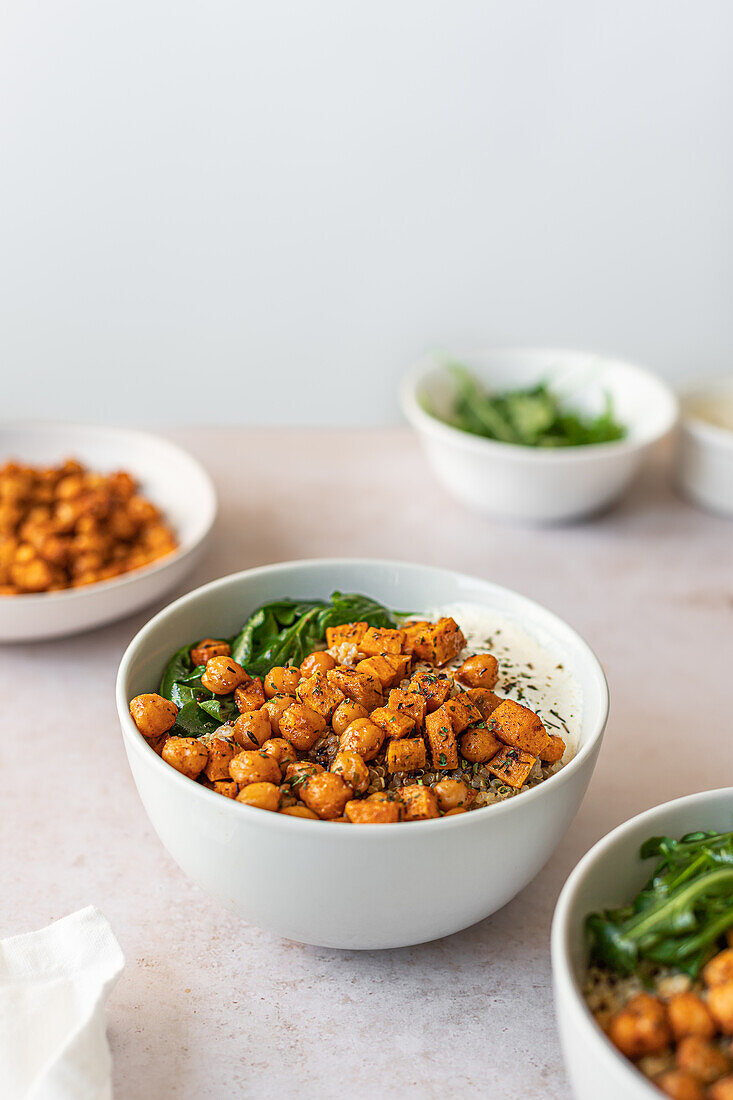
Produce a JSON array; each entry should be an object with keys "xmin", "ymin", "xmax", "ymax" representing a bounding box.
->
[
  {"xmin": 401, "ymin": 349, "xmax": 678, "ymax": 523},
  {"xmin": 116, "ymin": 558, "xmax": 609, "ymax": 949},
  {"xmin": 552, "ymin": 788, "xmax": 733, "ymax": 1100}
]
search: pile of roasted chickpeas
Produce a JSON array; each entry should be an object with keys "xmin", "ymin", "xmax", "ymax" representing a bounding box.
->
[
  {"xmin": 603, "ymin": 945, "xmax": 733, "ymax": 1099},
  {"xmin": 129, "ymin": 616, "xmax": 565, "ymax": 823},
  {"xmin": 0, "ymin": 459, "xmax": 177, "ymax": 593}
]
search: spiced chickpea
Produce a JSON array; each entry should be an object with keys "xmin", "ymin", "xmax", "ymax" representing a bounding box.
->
[
  {"xmin": 330, "ymin": 751, "xmax": 370, "ymax": 795},
  {"xmin": 301, "ymin": 772, "xmax": 353, "ymax": 819},
  {"xmin": 331, "ymin": 699, "xmax": 369, "ymax": 736},
  {"xmin": 129, "ymin": 693, "xmax": 178, "ymax": 738},
  {"xmin": 676, "ymin": 1036, "xmax": 731, "ymax": 1084},
  {"xmin": 264, "ymin": 665, "xmax": 302, "ymax": 699},
  {"xmin": 433, "ymin": 778, "xmax": 475, "ymax": 813},
  {"xmin": 656, "ymin": 1071, "xmax": 706, "ymax": 1100},
  {"xmin": 236, "ymin": 782, "xmax": 281, "ymax": 812},
  {"xmin": 201, "ymin": 656, "xmax": 247, "ymax": 694},
  {"xmin": 232, "ymin": 709, "xmax": 271, "ymax": 750},
  {"xmin": 608, "ymin": 994, "xmax": 672, "ymax": 1059},
  {"xmin": 284, "ymin": 761, "xmax": 324, "ymax": 783},
  {"xmin": 280, "ymin": 804, "xmax": 320, "ymax": 819},
  {"xmin": 201, "ymin": 778, "xmax": 238, "ymax": 798},
  {"xmin": 260, "ymin": 737, "xmax": 298, "ymax": 767},
  {"xmin": 455, "ymin": 654, "xmax": 499, "ymax": 689},
  {"xmin": 300, "ymin": 651, "xmax": 336, "ymax": 676},
  {"xmin": 668, "ymin": 992, "xmax": 716, "ymax": 1041},
  {"xmin": 708, "ymin": 983, "xmax": 733, "ymax": 1035},
  {"xmin": 704, "ymin": 950, "xmax": 733, "ymax": 987},
  {"xmin": 339, "ymin": 718, "xmax": 384, "ymax": 761},
  {"xmin": 191, "ymin": 638, "xmax": 231, "ymax": 666},
  {"xmin": 162, "ymin": 737, "xmax": 209, "ymax": 779},
  {"xmin": 229, "ymin": 750, "xmax": 282, "ymax": 787},
  {"xmin": 262, "ymin": 694, "xmax": 294, "ymax": 735},
  {"xmin": 279, "ymin": 703, "xmax": 326, "ymax": 751},
  {"xmin": 459, "ymin": 726, "xmax": 501, "ymax": 764},
  {"xmin": 710, "ymin": 1078, "xmax": 733, "ymax": 1100}
]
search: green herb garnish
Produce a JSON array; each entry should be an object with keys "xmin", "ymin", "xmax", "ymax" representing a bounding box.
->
[{"xmin": 429, "ymin": 364, "xmax": 626, "ymax": 448}]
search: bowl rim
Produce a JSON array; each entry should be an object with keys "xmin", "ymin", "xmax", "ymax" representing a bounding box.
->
[
  {"xmin": 678, "ymin": 376, "xmax": 733, "ymax": 450},
  {"xmin": 0, "ymin": 420, "xmax": 218, "ymax": 604},
  {"xmin": 400, "ymin": 347, "xmax": 679, "ymax": 463},
  {"xmin": 551, "ymin": 786, "xmax": 733, "ymax": 1096},
  {"xmin": 116, "ymin": 556, "xmax": 610, "ymax": 834}
]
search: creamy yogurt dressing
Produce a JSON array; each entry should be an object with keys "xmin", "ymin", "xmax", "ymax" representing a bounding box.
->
[{"xmin": 425, "ymin": 601, "xmax": 582, "ymax": 758}]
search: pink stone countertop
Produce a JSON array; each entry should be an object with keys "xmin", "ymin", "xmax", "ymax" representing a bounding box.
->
[{"xmin": 3, "ymin": 428, "xmax": 731, "ymax": 1099}]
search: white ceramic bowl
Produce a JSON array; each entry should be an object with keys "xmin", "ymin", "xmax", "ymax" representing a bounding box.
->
[
  {"xmin": 116, "ymin": 558, "xmax": 609, "ymax": 949},
  {"xmin": 401, "ymin": 349, "xmax": 679, "ymax": 523},
  {"xmin": 0, "ymin": 422, "xmax": 217, "ymax": 641},
  {"xmin": 675, "ymin": 377, "xmax": 733, "ymax": 517},
  {"xmin": 552, "ymin": 787, "xmax": 733, "ymax": 1100}
]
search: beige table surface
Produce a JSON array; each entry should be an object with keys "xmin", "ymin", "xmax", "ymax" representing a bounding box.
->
[{"xmin": 3, "ymin": 427, "xmax": 731, "ymax": 1099}]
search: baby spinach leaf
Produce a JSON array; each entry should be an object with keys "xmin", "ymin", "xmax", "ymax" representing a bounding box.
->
[
  {"xmin": 171, "ymin": 701, "xmax": 220, "ymax": 738},
  {"xmin": 160, "ymin": 644, "xmax": 194, "ymax": 700},
  {"xmin": 230, "ymin": 591, "xmax": 397, "ymax": 675}
]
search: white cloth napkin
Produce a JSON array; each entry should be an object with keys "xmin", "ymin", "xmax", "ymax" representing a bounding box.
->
[{"xmin": 0, "ymin": 907, "xmax": 124, "ymax": 1100}]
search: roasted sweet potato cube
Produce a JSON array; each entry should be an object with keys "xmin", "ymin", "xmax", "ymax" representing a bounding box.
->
[
  {"xmin": 486, "ymin": 746, "xmax": 537, "ymax": 789},
  {"xmin": 234, "ymin": 677, "xmax": 266, "ymax": 712},
  {"xmin": 409, "ymin": 617, "xmax": 466, "ymax": 666},
  {"xmin": 380, "ymin": 652, "xmax": 412, "ymax": 683},
  {"xmin": 441, "ymin": 697, "xmax": 475, "ymax": 734},
  {"xmin": 540, "ymin": 734, "xmax": 566, "ymax": 763},
  {"xmin": 463, "ymin": 687, "xmax": 503, "ymax": 719},
  {"xmin": 387, "ymin": 737, "xmax": 427, "ymax": 773},
  {"xmin": 425, "ymin": 705, "xmax": 459, "ymax": 769},
  {"xmin": 345, "ymin": 798, "xmax": 401, "ymax": 824},
  {"xmin": 325, "ymin": 621, "xmax": 368, "ymax": 648},
  {"xmin": 327, "ymin": 667, "xmax": 383, "ymax": 711},
  {"xmin": 203, "ymin": 736, "xmax": 238, "ymax": 781},
  {"xmin": 387, "ymin": 688, "xmax": 427, "ymax": 729},
  {"xmin": 452, "ymin": 694, "xmax": 483, "ymax": 725},
  {"xmin": 488, "ymin": 699, "xmax": 549, "ymax": 756},
  {"xmin": 369, "ymin": 706, "xmax": 416, "ymax": 740},
  {"xmin": 402, "ymin": 620, "xmax": 432, "ymax": 655},
  {"xmin": 408, "ymin": 670, "xmax": 452, "ymax": 713},
  {"xmin": 397, "ymin": 784, "xmax": 439, "ymax": 820},
  {"xmin": 359, "ymin": 626, "xmax": 406, "ymax": 656},
  {"xmin": 356, "ymin": 655, "xmax": 401, "ymax": 690},
  {"xmin": 296, "ymin": 670, "xmax": 344, "ymax": 721}
]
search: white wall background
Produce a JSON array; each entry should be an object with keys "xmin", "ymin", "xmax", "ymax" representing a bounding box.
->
[{"xmin": 1, "ymin": 1, "xmax": 731, "ymax": 425}]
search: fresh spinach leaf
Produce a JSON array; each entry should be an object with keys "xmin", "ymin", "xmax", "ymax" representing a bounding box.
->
[
  {"xmin": 586, "ymin": 829, "xmax": 733, "ymax": 977},
  {"xmin": 171, "ymin": 701, "xmax": 220, "ymax": 738}
]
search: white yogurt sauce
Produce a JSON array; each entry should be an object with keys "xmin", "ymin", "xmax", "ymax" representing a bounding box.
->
[{"xmin": 425, "ymin": 601, "xmax": 582, "ymax": 758}]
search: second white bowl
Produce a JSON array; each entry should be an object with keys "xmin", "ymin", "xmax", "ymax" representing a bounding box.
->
[
  {"xmin": 117, "ymin": 558, "xmax": 609, "ymax": 949},
  {"xmin": 552, "ymin": 787, "xmax": 733, "ymax": 1100},
  {"xmin": 401, "ymin": 349, "xmax": 678, "ymax": 523}
]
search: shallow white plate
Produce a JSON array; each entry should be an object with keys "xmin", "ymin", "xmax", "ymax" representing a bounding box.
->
[
  {"xmin": 117, "ymin": 558, "xmax": 609, "ymax": 949},
  {"xmin": 401, "ymin": 349, "xmax": 678, "ymax": 523},
  {"xmin": 552, "ymin": 787, "xmax": 733, "ymax": 1100},
  {"xmin": 0, "ymin": 422, "xmax": 217, "ymax": 641}
]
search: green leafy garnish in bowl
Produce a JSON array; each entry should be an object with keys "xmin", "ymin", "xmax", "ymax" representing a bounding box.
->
[
  {"xmin": 159, "ymin": 591, "xmax": 399, "ymax": 738},
  {"xmin": 431, "ymin": 364, "xmax": 626, "ymax": 448},
  {"xmin": 586, "ymin": 830, "xmax": 733, "ymax": 979}
]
